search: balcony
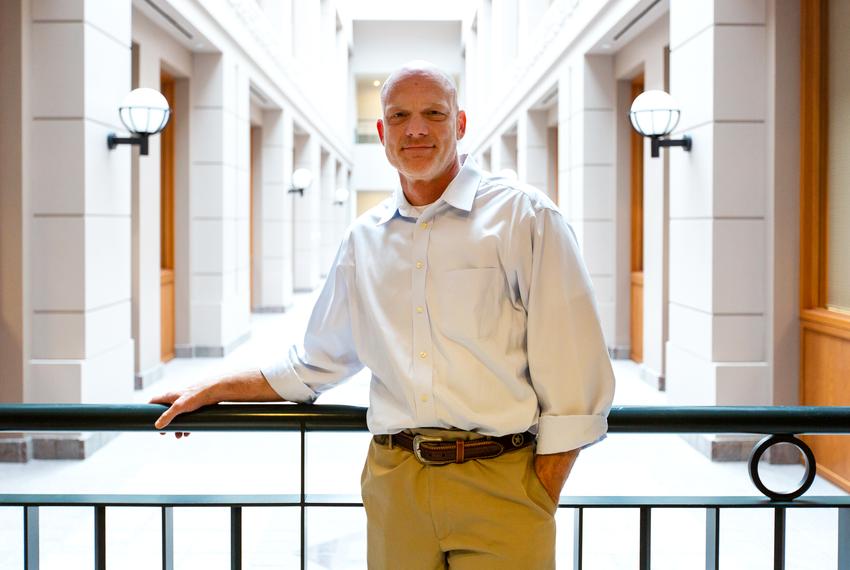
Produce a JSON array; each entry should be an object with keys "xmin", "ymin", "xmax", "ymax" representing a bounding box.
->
[
  {"xmin": 1, "ymin": 291, "xmax": 848, "ymax": 569},
  {"xmin": 1, "ymin": 404, "xmax": 849, "ymax": 569}
]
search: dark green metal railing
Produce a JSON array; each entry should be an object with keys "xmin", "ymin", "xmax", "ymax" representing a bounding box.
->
[
  {"xmin": 2, "ymin": 404, "xmax": 850, "ymax": 570},
  {"xmin": 3, "ymin": 403, "xmax": 850, "ymax": 433}
]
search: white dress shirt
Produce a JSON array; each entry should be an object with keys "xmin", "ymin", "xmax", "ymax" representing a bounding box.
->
[{"xmin": 262, "ymin": 157, "xmax": 615, "ymax": 454}]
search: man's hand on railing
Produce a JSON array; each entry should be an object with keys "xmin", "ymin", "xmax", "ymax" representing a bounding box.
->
[{"xmin": 149, "ymin": 369, "xmax": 284, "ymax": 436}]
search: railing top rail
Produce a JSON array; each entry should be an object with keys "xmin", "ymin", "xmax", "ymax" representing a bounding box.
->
[
  {"xmin": 1, "ymin": 404, "xmax": 850, "ymax": 434},
  {"xmin": 1, "ymin": 493, "xmax": 848, "ymax": 508}
]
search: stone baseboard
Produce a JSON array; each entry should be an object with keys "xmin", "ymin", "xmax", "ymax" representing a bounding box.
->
[
  {"xmin": 134, "ymin": 362, "xmax": 165, "ymax": 390},
  {"xmin": 173, "ymin": 331, "xmax": 252, "ymax": 359},
  {"xmin": 679, "ymin": 434, "xmax": 800, "ymax": 464},
  {"xmin": 639, "ymin": 366, "xmax": 665, "ymax": 391},
  {"xmin": 0, "ymin": 435, "xmax": 32, "ymax": 463},
  {"xmin": 608, "ymin": 346, "xmax": 630, "ymax": 360},
  {"xmin": 31, "ymin": 432, "xmax": 117, "ymax": 460},
  {"xmin": 252, "ymin": 304, "xmax": 293, "ymax": 314}
]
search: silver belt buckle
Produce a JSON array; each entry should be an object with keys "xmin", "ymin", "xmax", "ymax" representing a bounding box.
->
[{"xmin": 412, "ymin": 434, "xmax": 449, "ymax": 465}]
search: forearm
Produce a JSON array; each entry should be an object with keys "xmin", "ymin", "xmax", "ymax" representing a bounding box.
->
[
  {"xmin": 151, "ymin": 369, "xmax": 283, "ymax": 429},
  {"xmin": 210, "ymin": 369, "xmax": 284, "ymax": 403}
]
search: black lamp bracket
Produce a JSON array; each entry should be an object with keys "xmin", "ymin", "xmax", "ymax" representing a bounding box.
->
[
  {"xmin": 650, "ymin": 135, "xmax": 692, "ymax": 158},
  {"xmin": 288, "ymin": 187, "xmax": 305, "ymax": 196},
  {"xmin": 107, "ymin": 133, "xmax": 151, "ymax": 155}
]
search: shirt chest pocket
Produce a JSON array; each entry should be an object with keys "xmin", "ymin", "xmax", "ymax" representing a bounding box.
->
[{"xmin": 430, "ymin": 267, "xmax": 502, "ymax": 340}]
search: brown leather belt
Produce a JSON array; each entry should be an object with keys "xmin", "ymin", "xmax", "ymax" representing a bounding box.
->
[{"xmin": 374, "ymin": 431, "xmax": 535, "ymax": 465}]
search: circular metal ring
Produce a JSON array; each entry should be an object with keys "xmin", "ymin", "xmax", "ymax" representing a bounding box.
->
[{"xmin": 748, "ymin": 434, "xmax": 817, "ymax": 501}]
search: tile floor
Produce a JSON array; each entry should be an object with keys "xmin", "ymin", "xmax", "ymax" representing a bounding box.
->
[{"xmin": 0, "ymin": 287, "xmax": 846, "ymax": 569}]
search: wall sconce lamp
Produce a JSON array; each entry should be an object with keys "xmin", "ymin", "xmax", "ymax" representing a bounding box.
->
[
  {"xmin": 629, "ymin": 90, "xmax": 692, "ymax": 158},
  {"xmin": 289, "ymin": 168, "xmax": 313, "ymax": 196},
  {"xmin": 107, "ymin": 88, "xmax": 171, "ymax": 156},
  {"xmin": 334, "ymin": 187, "xmax": 350, "ymax": 206}
]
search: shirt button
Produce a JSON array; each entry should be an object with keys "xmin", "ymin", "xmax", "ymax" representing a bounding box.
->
[
  {"xmin": 415, "ymin": 261, "xmax": 423, "ymax": 269},
  {"xmin": 416, "ymin": 306, "xmax": 424, "ymax": 314},
  {"xmin": 420, "ymin": 394, "xmax": 429, "ymax": 402},
  {"xmin": 419, "ymin": 351, "xmax": 427, "ymax": 359}
]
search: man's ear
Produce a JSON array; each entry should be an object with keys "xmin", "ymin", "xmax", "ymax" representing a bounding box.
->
[
  {"xmin": 456, "ymin": 110, "xmax": 467, "ymax": 141},
  {"xmin": 376, "ymin": 119, "xmax": 385, "ymax": 146}
]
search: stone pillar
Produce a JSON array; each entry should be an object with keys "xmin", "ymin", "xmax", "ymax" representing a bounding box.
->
[
  {"xmin": 493, "ymin": 129, "xmax": 517, "ymax": 175},
  {"xmin": 334, "ymin": 161, "xmax": 348, "ymax": 245},
  {"xmin": 559, "ymin": 55, "xmax": 617, "ymax": 348},
  {"xmin": 292, "ymin": 132, "xmax": 321, "ymax": 291},
  {"xmin": 187, "ymin": 53, "xmax": 251, "ymax": 357},
  {"xmin": 132, "ymin": 42, "xmax": 166, "ymax": 389},
  {"xmin": 517, "ymin": 108, "xmax": 549, "ymax": 196},
  {"xmin": 254, "ymin": 109, "xmax": 294, "ymax": 312},
  {"xmin": 27, "ymin": 0, "xmax": 134, "ymax": 457},
  {"xmin": 666, "ymin": 0, "xmax": 768, "ymax": 458},
  {"xmin": 320, "ymin": 150, "xmax": 337, "ymax": 277}
]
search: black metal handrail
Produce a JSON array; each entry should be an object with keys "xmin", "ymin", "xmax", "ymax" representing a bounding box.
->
[
  {"xmin": 3, "ymin": 404, "xmax": 850, "ymax": 570},
  {"xmin": 2, "ymin": 403, "xmax": 850, "ymax": 433}
]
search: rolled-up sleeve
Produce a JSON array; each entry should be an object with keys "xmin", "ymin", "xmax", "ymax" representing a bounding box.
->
[
  {"xmin": 260, "ymin": 235, "xmax": 364, "ymax": 403},
  {"xmin": 525, "ymin": 207, "xmax": 615, "ymax": 454}
]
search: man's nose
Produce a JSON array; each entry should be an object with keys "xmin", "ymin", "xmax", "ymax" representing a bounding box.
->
[{"xmin": 405, "ymin": 114, "xmax": 429, "ymax": 137}]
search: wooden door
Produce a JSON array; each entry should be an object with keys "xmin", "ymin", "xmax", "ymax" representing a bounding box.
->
[
  {"xmin": 799, "ymin": 0, "xmax": 850, "ymax": 492},
  {"xmin": 629, "ymin": 75, "xmax": 645, "ymax": 364},
  {"xmin": 160, "ymin": 72, "xmax": 175, "ymax": 362}
]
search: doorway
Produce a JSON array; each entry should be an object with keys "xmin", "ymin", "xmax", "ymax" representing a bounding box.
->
[
  {"xmin": 160, "ymin": 71, "xmax": 175, "ymax": 362},
  {"xmin": 629, "ymin": 74, "xmax": 645, "ymax": 364}
]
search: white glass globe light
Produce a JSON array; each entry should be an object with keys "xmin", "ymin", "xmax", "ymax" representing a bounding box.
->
[
  {"xmin": 629, "ymin": 90, "xmax": 681, "ymax": 137},
  {"xmin": 334, "ymin": 187, "xmax": 350, "ymax": 204},
  {"xmin": 498, "ymin": 168, "xmax": 518, "ymax": 180},
  {"xmin": 118, "ymin": 88, "xmax": 170, "ymax": 135},
  {"xmin": 291, "ymin": 168, "xmax": 314, "ymax": 190}
]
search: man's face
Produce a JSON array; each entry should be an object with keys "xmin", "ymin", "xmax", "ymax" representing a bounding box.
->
[{"xmin": 377, "ymin": 72, "xmax": 466, "ymax": 182}]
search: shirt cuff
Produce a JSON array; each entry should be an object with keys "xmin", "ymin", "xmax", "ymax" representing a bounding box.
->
[
  {"xmin": 260, "ymin": 359, "xmax": 319, "ymax": 404},
  {"xmin": 535, "ymin": 414, "xmax": 608, "ymax": 454}
]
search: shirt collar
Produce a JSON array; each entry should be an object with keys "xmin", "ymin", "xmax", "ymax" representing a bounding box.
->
[{"xmin": 376, "ymin": 155, "xmax": 482, "ymax": 225}]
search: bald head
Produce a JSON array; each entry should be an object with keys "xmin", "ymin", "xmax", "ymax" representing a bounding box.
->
[{"xmin": 380, "ymin": 60, "xmax": 458, "ymax": 113}]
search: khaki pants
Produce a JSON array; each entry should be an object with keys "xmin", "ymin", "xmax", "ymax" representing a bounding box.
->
[{"xmin": 361, "ymin": 429, "xmax": 557, "ymax": 569}]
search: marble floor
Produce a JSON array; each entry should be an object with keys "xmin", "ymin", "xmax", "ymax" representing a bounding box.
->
[{"xmin": 0, "ymin": 286, "xmax": 846, "ymax": 569}]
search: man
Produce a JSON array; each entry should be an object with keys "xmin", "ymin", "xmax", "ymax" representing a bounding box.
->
[{"xmin": 152, "ymin": 61, "xmax": 614, "ymax": 569}]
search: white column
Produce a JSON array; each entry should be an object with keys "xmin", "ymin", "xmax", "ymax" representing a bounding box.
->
[
  {"xmin": 132, "ymin": 41, "xmax": 166, "ymax": 388},
  {"xmin": 494, "ymin": 130, "xmax": 517, "ymax": 174},
  {"xmin": 517, "ymin": 108, "xmax": 549, "ymax": 195},
  {"xmin": 666, "ymin": 0, "xmax": 769, "ymax": 421},
  {"xmin": 254, "ymin": 110, "xmax": 294, "ymax": 311},
  {"xmin": 560, "ymin": 55, "xmax": 617, "ymax": 348},
  {"xmin": 320, "ymin": 150, "xmax": 337, "ymax": 276},
  {"xmin": 28, "ymin": 0, "xmax": 134, "ymax": 409},
  {"xmin": 293, "ymin": 132, "xmax": 321, "ymax": 291},
  {"xmin": 188, "ymin": 53, "xmax": 251, "ymax": 356}
]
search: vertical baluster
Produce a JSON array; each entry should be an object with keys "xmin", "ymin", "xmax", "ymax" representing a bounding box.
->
[
  {"xmin": 162, "ymin": 506, "xmax": 174, "ymax": 570},
  {"xmin": 300, "ymin": 426, "xmax": 307, "ymax": 570},
  {"xmin": 231, "ymin": 506, "xmax": 242, "ymax": 570},
  {"xmin": 639, "ymin": 507, "xmax": 651, "ymax": 570},
  {"xmin": 24, "ymin": 506, "xmax": 39, "ymax": 570},
  {"xmin": 572, "ymin": 508, "xmax": 583, "ymax": 570},
  {"xmin": 839, "ymin": 508, "xmax": 850, "ymax": 570},
  {"xmin": 705, "ymin": 507, "xmax": 719, "ymax": 570},
  {"xmin": 94, "ymin": 505, "xmax": 106, "ymax": 570},
  {"xmin": 774, "ymin": 508, "xmax": 785, "ymax": 570}
]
